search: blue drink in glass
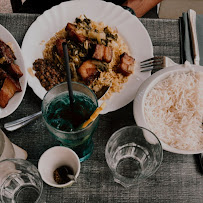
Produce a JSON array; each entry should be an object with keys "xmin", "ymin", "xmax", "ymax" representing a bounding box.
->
[
  {"xmin": 42, "ymin": 82, "xmax": 99, "ymax": 162},
  {"xmin": 45, "ymin": 92, "xmax": 96, "ymax": 132}
]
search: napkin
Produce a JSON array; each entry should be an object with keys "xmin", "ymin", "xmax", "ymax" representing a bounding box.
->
[{"xmin": 181, "ymin": 9, "xmax": 203, "ymax": 65}]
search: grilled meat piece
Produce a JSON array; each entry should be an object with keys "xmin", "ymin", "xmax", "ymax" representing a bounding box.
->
[
  {"xmin": 77, "ymin": 60, "xmax": 99, "ymax": 83},
  {"xmin": 117, "ymin": 52, "xmax": 135, "ymax": 76},
  {"xmin": 0, "ymin": 75, "xmax": 21, "ymax": 108},
  {"xmin": 0, "ymin": 68, "xmax": 7, "ymax": 80},
  {"xmin": 92, "ymin": 44, "xmax": 113, "ymax": 63},
  {"xmin": 56, "ymin": 39, "xmax": 66, "ymax": 58},
  {"xmin": 103, "ymin": 46, "xmax": 113, "ymax": 63},
  {"xmin": 0, "ymin": 68, "xmax": 7, "ymax": 89},
  {"xmin": 120, "ymin": 52, "xmax": 135, "ymax": 65},
  {"xmin": 117, "ymin": 62, "xmax": 132, "ymax": 76},
  {"xmin": 0, "ymin": 39, "xmax": 16, "ymax": 64},
  {"xmin": 65, "ymin": 23, "xmax": 86, "ymax": 43},
  {"xmin": 92, "ymin": 44, "xmax": 104, "ymax": 61},
  {"xmin": 4, "ymin": 63, "xmax": 23, "ymax": 79}
]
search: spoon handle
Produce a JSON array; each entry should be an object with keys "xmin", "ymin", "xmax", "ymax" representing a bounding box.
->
[{"xmin": 4, "ymin": 111, "xmax": 42, "ymax": 131}]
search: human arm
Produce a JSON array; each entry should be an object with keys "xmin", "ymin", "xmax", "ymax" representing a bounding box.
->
[{"xmin": 122, "ymin": 0, "xmax": 163, "ymax": 17}]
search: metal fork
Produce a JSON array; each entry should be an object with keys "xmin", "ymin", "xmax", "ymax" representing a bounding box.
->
[{"xmin": 140, "ymin": 56, "xmax": 178, "ymax": 72}]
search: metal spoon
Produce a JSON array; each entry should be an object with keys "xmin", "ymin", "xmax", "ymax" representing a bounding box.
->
[
  {"xmin": 95, "ymin": 85, "xmax": 110, "ymax": 100},
  {"xmin": 4, "ymin": 85, "xmax": 110, "ymax": 131},
  {"xmin": 4, "ymin": 111, "xmax": 42, "ymax": 131}
]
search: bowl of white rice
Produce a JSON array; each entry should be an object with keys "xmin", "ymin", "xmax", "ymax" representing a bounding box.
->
[{"xmin": 133, "ymin": 62, "xmax": 203, "ymax": 154}]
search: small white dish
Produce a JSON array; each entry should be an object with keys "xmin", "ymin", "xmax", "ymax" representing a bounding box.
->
[
  {"xmin": 38, "ymin": 146, "xmax": 80, "ymax": 188},
  {"xmin": 133, "ymin": 63, "xmax": 203, "ymax": 154},
  {"xmin": 0, "ymin": 24, "xmax": 27, "ymax": 118}
]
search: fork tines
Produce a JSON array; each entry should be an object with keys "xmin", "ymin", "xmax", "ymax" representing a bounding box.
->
[{"xmin": 140, "ymin": 56, "xmax": 163, "ymax": 72}]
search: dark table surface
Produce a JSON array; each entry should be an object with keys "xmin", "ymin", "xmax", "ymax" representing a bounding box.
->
[{"xmin": 0, "ymin": 13, "xmax": 203, "ymax": 203}]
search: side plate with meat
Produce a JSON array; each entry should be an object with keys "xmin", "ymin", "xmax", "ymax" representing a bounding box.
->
[{"xmin": 0, "ymin": 24, "xmax": 27, "ymax": 118}]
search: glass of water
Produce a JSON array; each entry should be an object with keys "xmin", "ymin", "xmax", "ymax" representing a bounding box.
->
[
  {"xmin": 0, "ymin": 159, "xmax": 43, "ymax": 203},
  {"xmin": 105, "ymin": 125, "xmax": 163, "ymax": 188}
]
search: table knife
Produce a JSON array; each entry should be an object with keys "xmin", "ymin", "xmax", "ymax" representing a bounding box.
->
[{"xmin": 188, "ymin": 9, "xmax": 200, "ymax": 65}]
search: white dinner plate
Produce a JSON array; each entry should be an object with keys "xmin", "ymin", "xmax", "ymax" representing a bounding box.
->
[
  {"xmin": 0, "ymin": 24, "xmax": 27, "ymax": 118},
  {"xmin": 133, "ymin": 63, "xmax": 203, "ymax": 154},
  {"xmin": 21, "ymin": 0, "xmax": 153, "ymax": 114}
]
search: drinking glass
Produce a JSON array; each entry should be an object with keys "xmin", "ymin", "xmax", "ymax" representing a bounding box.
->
[
  {"xmin": 0, "ymin": 158, "xmax": 43, "ymax": 203},
  {"xmin": 42, "ymin": 82, "xmax": 99, "ymax": 162},
  {"xmin": 105, "ymin": 125, "xmax": 163, "ymax": 188}
]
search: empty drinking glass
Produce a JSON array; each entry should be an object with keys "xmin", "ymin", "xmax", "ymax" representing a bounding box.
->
[
  {"xmin": 105, "ymin": 125, "xmax": 163, "ymax": 188},
  {"xmin": 0, "ymin": 159, "xmax": 43, "ymax": 203}
]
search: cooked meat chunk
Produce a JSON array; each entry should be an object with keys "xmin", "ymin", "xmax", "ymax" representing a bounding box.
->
[
  {"xmin": 0, "ymin": 68, "xmax": 7, "ymax": 89},
  {"xmin": 0, "ymin": 76, "xmax": 21, "ymax": 108},
  {"xmin": 92, "ymin": 44, "xmax": 104, "ymax": 61},
  {"xmin": 4, "ymin": 63, "xmax": 23, "ymax": 78},
  {"xmin": 65, "ymin": 23, "xmax": 86, "ymax": 43},
  {"xmin": 56, "ymin": 39, "xmax": 66, "ymax": 58},
  {"xmin": 0, "ymin": 39, "xmax": 16, "ymax": 64},
  {"xmin": 77, "ymin": 60, "xmax": 99, "ymax": 83},
  {"xmin": 117, "ymin": 62, "xmax": 132, "ymax": 76},
  {"xmin": 120, "ymin": 52, "xmax": 135, "ymax": 65},
  {"xmin": 103, "ymin": 46, "xmax": 113, "ymax": 63},
  {"xmin": 92, "ymin": 44, "xmax": 113, "ymax": 63},
  {"xmin": 0, "ymin": 40, "xmax": 23, "ymax": 108},
  {"xmin": 0, "ymin": 68, "xmax": 7, "ymax": 80},
  {"xmin": 117, "ymin": 52, "xmax": 135, "ymax": 76}
]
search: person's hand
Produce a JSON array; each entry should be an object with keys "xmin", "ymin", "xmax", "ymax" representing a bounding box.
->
[{"xmin": 122, "ymin": 0, "xmax": 162, "ymax": 17}]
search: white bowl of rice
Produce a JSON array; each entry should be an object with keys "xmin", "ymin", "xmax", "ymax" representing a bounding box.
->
[{"xmin": 133, "ymin": 62, "xmax": 203, "ymax": 154}]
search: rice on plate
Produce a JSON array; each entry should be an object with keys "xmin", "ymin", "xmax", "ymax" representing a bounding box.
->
[{"xmin": 33, "ymin": 15, "xmax": 135, "ymax": 100}]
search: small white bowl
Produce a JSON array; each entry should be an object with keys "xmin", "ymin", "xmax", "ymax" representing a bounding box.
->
[
  {"xmin": 133, "ymin": 63, "xmax": 203, "ymax": 154},
  {"xmin": 38, "ymin": 146, "xmax": 80, "ymax": 188}
]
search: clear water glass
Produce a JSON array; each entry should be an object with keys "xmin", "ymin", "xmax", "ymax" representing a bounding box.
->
[
  {"xmin": 105, "ymin": 125, "xmax": 163, "ymax": 188},
  {"xmin": 0, "ymin": 158, "xmax": 43, "ymax": 203}
]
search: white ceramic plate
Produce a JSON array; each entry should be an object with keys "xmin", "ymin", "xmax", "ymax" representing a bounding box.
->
[
  {"xmin": 133, "ymin": 63, "xmax": 203, "ymax": 154},
  {"xmin": 0, "ymin": 24, "xmax": 27, "ymax": 118},
  {"xmin": 21, "ymin": 0, "xmax": 153, "ymax": 114}
]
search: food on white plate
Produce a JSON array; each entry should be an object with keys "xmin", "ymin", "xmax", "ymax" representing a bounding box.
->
[
  {"xmin": 0, "ymin": 39, "xmax": 23, "ymax": 108},
  {"xmin": 32, "ymin": 15, "xmax": 135, "ymax": 100},
  {"xmin": 144, "ymin": 71, "xmax": 203, "ymax": 151}
]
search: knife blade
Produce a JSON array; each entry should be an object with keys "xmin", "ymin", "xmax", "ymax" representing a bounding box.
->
[{"xmin": 188, "ymin": 9, "xmax": 200, "ymax": 65}]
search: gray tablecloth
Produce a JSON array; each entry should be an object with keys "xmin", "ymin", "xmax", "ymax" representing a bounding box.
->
[{"xmin": 0, "ymin": 13, "xmax": 202, "ymax": 203}]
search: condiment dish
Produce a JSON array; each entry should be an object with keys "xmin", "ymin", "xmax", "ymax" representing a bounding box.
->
[{"xmin": 38, "ymin": 146, "xmax": 80, "ymax": 188}]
